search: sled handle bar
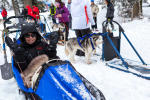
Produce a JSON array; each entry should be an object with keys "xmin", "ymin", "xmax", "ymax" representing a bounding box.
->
[
  {"xmin": 102, "ymin": 20, "xmax": 124, "ymax": 32},
  {"xmin": 4, "ymin": 15, "xmax": 37, "ymax": 28},
  {"xmin": 4, "ymin": 15, "xmax": 38, "ymax": 34}
]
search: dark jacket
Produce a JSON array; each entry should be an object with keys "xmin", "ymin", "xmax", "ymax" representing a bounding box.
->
[
  {"xmin": 13, "ymin": 24, "xmax": 58, "ymax": 72},
  {"xmin": 106, "ymin": 2, "xmax": 114, "ymax": 19},
  {"xmin": 21, "ymin": 8, "xmax": 28, "ymax": 16}
]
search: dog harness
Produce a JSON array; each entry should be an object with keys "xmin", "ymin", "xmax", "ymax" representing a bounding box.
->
[{"xmin": 77, "ymin": 32, "xmax": 108, "ymax": 50}]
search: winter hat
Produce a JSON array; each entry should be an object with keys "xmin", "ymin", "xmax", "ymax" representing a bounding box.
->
[{"xmin": 91, "ymin": 0, "xmax": 94, "ymax": 2}]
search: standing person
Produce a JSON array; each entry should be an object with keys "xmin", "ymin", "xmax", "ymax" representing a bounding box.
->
[
  {"xmin": 1, "ymin": 7, "xmax": 7, "ymax": 20},
  {"xmin": 55, "ymin": 0, "xmax": 70, "ymax": 41},
  {"xmin": 91, "ymin": 0, "xmax": 99, "ymax": 31},
  {"xmin": 5, "ymin": 24, "xmax": 59, "ymax": 72},
  {"xmin": 105, "ymin": 0, "xmax": 114, "ymax": 30},
  {"xmin": 67, "ymin": 0, "xmax": 72, "ymax": 29},
  {"xmin": 50, "ymin": 3, "xmax": 56, "ymax": 23},
  {"xmin": 71, "ymin": 0, "xmax": 95, "ymax": 56}
]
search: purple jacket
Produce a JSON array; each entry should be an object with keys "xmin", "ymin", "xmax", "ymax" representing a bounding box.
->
[{"xmin": 55, "ymin": 5, "xmax": 69, "ymax": 23}]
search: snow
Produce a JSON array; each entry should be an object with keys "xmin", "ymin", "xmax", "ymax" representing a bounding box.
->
[{"xmin": 0, "ymin": 3, "xmax": 150, "ymax": 100}]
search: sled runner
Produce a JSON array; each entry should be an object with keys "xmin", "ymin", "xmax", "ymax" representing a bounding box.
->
[{"xmin": 101, "ymin": 20, "xmax": 150, "ymax": 80}]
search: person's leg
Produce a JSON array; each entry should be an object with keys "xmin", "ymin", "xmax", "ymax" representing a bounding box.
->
[
  {"xmin": 52, "ymin": 16, "xmax": 56, "ymax": 23},
  {"xmin": 94, "ymin": 17, "xmax": 97, "ymax": 29},
  {"xmin": 81, "ymin": 28, "xmax": 91, "ymax": 36},
  {"xmin": 75, "ymin": 30, "xmax": 85, "ymax": 56},
  {"xmin": 64, "ymin": 22, "xmax": 69, "ymax": 41},
  {"xmin": 69, "ymin": 14, "xmax": 72, "ymax": 29},
  {"xmin": 110, "ymin": 18, "xmax": 114, "ymax": 30},
  {"xmin": 75, "ymin": 30, "xmax": 82, "ymax": 38}
]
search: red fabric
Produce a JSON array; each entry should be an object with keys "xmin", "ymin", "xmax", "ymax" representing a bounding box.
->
[
  {"xmin": 32, "ymin": 6, "xmax": 40, "ymax": 19},
  {"xmin": 84, "ymin": 5, "xmax": 89, "ymax": 24},
  {"xmin": 26, "ymin": 5, "xmax": 33, "ymax": 17},
  {"xmin": 1, "ymin": 9, "xmax": 7, "ymax": 17}
]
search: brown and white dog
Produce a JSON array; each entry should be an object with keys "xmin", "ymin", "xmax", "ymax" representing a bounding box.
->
[
  {"xmin": 21, "ymin": 54, "xmax": 49, "ymax": 88},
  {"xmin": 65, "ymin": 34, "xmax": 103, "ymax": 64},
  {"xmin": 50, "ymin": 22, "xmax": 66, "ymax": 44}
]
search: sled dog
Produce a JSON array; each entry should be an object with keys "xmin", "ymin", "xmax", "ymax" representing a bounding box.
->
[
  {"xmin": 21, "ymin": 54, "xmax": 49, "ymax": 88},
  {"xmin": 65, "ymin": 34, "xmax": 103, "ymax": 64},
  {"xmin": 50, "ymin": 22, "xmax": 66, "ymax": 42}
]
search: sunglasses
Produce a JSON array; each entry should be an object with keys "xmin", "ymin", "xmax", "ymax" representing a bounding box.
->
[{"xmin": 24, "ymin": 33, "xmax": 36, "ymax": 38}]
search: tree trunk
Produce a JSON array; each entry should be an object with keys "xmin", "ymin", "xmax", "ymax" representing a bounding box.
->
[
  {"xmin": 12, "ymin": 0, "xmax": 20, "ymax": 16},
  {"xmin": 23, "ymin": 0, "xmax": 32, "ymax": 7}
]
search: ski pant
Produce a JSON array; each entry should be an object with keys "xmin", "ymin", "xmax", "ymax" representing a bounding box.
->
[
  {"xmin": 63, "ymin": 22, "xmax": 69, "ymax": 41},
  {"xmin": 74, "ymin": 28, "xmax": 91, "ymax": 56},
  {"xmin": 91, "ymin": 17, "xmax": 97, "ymax": 30}
]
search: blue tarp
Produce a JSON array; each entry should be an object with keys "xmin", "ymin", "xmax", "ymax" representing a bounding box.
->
[{"xmin": 12, "ymin": 60, "xmax": 94, "ymax": 100}]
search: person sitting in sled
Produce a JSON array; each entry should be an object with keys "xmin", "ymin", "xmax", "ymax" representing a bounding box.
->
[
  {"xmin": 5, "ymin": 24, "xmax": 59, "ymax": 72},
  {"xmin": 105, "ymin": 0, "xmax": 114, "ymax": 30}
]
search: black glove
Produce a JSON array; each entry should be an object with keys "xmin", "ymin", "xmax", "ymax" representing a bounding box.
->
[
  {"xmin": 5, "ymin": 36, "xmax": 17, "ymax": 50},
  {"xmin": 5, "ymin": 36, "xmax": 25, "ymax": 54}
]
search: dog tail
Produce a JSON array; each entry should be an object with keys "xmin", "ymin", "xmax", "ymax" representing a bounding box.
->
[{"xmin": 65, "ymin": 43, "xmax": 69, "ymax": 56}]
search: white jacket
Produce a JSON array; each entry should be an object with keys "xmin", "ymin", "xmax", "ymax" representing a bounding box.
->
[{"xmin": 71, "ymin": 0, "xmax": 95, "ymax": 29}]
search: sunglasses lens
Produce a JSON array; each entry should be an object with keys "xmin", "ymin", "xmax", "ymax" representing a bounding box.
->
[
  {"xmin": 25, "ymin": 33, "xmax": 36, "ymax": 38},
  {"xmin": 24, "ymin": 34, "xmax": 30, "ymax": 38},
  {"xmin": 31, "ymin": 34, "xmax": 36, "ymax": 37}
]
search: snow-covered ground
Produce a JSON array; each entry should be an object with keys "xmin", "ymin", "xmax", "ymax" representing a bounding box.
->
[{"xmin": 0, "ymin": 3, "xmax": 150, "ymax": 100}]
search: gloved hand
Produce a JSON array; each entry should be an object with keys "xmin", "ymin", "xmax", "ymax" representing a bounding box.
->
[
  {"xmin": 5, "ymin": 36, "xmax": 17, "ymax": 50},
  {"xmin": 107, "ymin": 18, "xmax": 111, "ymax": 22},
  {"xmin": 5, "ymin": 36, "xmax": 25, "ymax": 54}
]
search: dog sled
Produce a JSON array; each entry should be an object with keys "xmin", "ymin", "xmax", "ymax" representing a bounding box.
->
[
  {"xmin": 1, "ymin": 15, "xmax": 105, "ymax": 100},
  {"xmin": 101, "ymin": 20, "xmax": 150, "ymax": 80},
  {"xmin": 13, "ymin": 59, "xmax": 105, "ymax": 100}
]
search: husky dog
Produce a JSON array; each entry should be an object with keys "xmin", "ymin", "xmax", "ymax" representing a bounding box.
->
[
  {"xmin": 65, "ymin": 34, "xmax": 103, "ymax": 64},
  {"xmin": 21, "ymin": 54, "xmax": 49, "ymax": 88},
  {"xmin": 50, "ymin": 22, "xmax": 66, "ymax": 43}
]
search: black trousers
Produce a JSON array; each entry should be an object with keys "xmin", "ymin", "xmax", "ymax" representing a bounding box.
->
[
  {"xmin": 75, "ymin": 28, "xmax": 91, "ymax": 38},
  {"xmin": 52, "ymin": 15, "xmax": 56, "ymax": 23},
  {"xmin": 74, "ymin": 28, "xmax": 91, "ymax": 56},
  {"xmin": 63, "ymin": 22, "xmax": 69, "ymax": 41},
  {"xmin": 91, "ymin": 17, "xmax": 97, "ymax": 29}
]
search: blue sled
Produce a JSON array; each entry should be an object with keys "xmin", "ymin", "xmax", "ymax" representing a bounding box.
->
[{"xmin": 12, "ymin": 59, "xmax": 105, "ymax": 100}]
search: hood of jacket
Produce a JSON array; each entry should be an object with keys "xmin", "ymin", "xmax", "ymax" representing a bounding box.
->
[{"xmin": 19, "ymin": 24, "xmax": 42, "ymax": 44}]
